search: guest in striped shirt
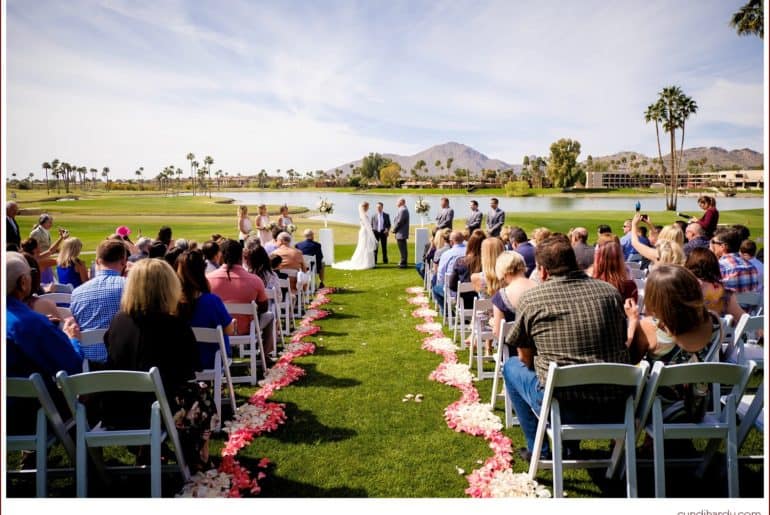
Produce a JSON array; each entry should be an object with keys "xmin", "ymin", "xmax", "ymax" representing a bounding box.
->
[{"xmin": 710, "ymin": 227, "xmax": 758, "ymax": 293}]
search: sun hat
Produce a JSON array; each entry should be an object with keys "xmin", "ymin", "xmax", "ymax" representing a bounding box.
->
[{"xmin": 116, "ymin": 225, "xmax": 131, "ymax": 237}]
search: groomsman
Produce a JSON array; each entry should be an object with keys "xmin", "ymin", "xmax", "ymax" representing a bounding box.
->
[
  {"xmin": 393, "ymin": 198, "xmax": 410, "ymax": 268},
  {"xmin": 371, "ymin": 202, "xmax": 391, "ymax": 264},
  {"xmin": 6, "ymin": 201, "xmax": 21, "ymax": 248},
  {"xmin": 436, "ymin": 197, "xmax": 454, "ymax": 230},
  {"xmin": 486, "ymin": 197, "xmax": 505, "ymax": 237},
  {"xmin": 466, "ymin": 200, "xmax": 482, "ymax": 233}
]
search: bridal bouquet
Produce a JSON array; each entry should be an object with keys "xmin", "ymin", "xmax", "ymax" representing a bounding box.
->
[
  {"xmin": 286, "ymin": 223, "xmax": 297, "ymax": 234},
  {"xmin": 415, "ymin": 197, "xmax": 430, "ymax": 215}
]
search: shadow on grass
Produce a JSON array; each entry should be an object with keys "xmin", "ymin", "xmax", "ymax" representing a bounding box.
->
[
  {"xmin": 266, "ymin": 401, "xmax": 358, "ymax": 445},
  {"xmin": 314, "ymin": 330, "xmax": 350, "ymax": 337},
  {"xmin": 313, "ymin": 347, "xmax": 355, "ymax": 357},
  {"xmin": 294, "ymin": 363, "xmax": 361, "ymax": 388},
  {"xmin": 327, "ymin": 312, "xmax": 360, "ymax": 320}
]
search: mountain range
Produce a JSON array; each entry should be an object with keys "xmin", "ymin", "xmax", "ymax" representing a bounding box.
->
[{"xmin": 327, "ymin": 142, "xmax": 763, "ymax": 177}]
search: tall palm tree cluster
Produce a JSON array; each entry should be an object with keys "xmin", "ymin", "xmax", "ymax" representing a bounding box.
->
[
  {"xmin": 644, "ymin": 86, "xmax": 698, "ymax": 211},
  {"xmin": 185, "ymin": 153, "xmax": 216, "ymax": 197},
  {"xmin": 40, "ymin": 160, "xmax": 110, "ymax": 194}
]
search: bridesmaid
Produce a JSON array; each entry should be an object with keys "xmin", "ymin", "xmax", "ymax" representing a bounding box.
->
[
  {"xmin": 255, "ymin": 204, "xmax": 273, "ymax": 246},
  {"xmin": 276, "ymin": 205, "xmax": 293, "ymax": 231},
  {"xmin": 237, "ymin": 205, "xmax": 252, "ymax": 246}
]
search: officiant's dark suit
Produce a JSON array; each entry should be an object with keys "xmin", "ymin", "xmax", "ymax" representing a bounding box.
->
[{"xmin": 371, "ymin": 204, "xmax": 391, "ymax": 264}]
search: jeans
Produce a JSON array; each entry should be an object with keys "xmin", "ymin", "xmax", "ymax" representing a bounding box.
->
[
  {"xmin": 502, "ymin": 356, "xmax": 549, "ymax": 456},
  {"xmin": 416, "ymin": 261, "xmax": 425, "ymax": 279},
  {"xmin": 432, "ymin": 283, "xmax": 445, "ymax": 315}
]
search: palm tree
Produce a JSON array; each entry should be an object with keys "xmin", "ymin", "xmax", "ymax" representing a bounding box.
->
[
  {"xmin": 215, "ymin": 169, "xmax": 223, "ymax": 190},
  {"xmin": 204, "ymin": 156, "xmax": 214, "ymax": 197},
  {"xmin": 102, "ymin": 167, "xmax": 110, "ymax": 190},
  {"xmin": 51, "ymin": 159, "xmax": 61, "ymax": 193},
  {"xmin": 186, "ymin": 152, "xmax": 196, "ymax": 195},
  {"xmin": 176, "ymin": 167, "xmax": 183, "ymax": 194},
  {"xmin": 42, "ymin": 162, "xmax": 51, "ymax": 194},
  {"xmin": 644, "ymin": 102, "xmax": 667, "ymax": 183},
  {"xmin": 730, "ymin": 0, "xmax": 763, "ymax": 38},
  {"xmin": 676, "ymin": 93, "xmax": 698, "ymax": 182},
  {"xmin": 135, "ymin": 167, "xmax": 144, "ymax": 190},
  {"xmin": 89, "ymin": 168, "xmax": 98, "ymax": 189},
  {"xmin": 60, "ymin": 162, "xmax": 72, "ymax": 193}
]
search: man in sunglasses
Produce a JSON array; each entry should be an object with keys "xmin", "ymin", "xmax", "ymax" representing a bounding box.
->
[{"xmin": 710, "ymin": 228, "xmax": 758, "ymax": 293}]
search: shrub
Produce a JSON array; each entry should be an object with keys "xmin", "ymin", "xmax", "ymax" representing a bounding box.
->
[{"xmin": 504, "ymin": 180, "xmax": 532, "ymax": 197}]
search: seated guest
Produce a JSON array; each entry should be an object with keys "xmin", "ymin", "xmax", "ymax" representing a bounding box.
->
[
  {"xmin": 473, "ymin": 237, "xmax": 504, "ymax": 298},
  {"xmin": 244, "ymin": 236, "xmax": 281, "ymax": 291},
  {"xmin": 502, "ymin": 235, "xmax": 631, "ymax": 460},
  {"xmin": 431, "ymin": 231, "xmax": 466, "ymax": 314},
  {"xmin": 176, "ymin": 249, "xmax": 235, "ymax": 369},
  {"xmin": 149, "ymin": 240, "xmax": 167, "ymax": 259},
  {"xmin": 6, "ymin": 252, "xmax": 83, "ymax": 435},
  {"xmin": 208, "ymin": 239, "xmax": 275, "ymax": 357},
  {"xmin": 202, "ymin": 240, "xmax": 221, "ymax": 273},
  {"xmin": 592, "ymin": 239, "xmax": 638, "ymax": 302},
  {"xmin": 630, "ymin": 214, "xmax": 685, "ymax": 268},
  {"xmin": 448, "ymin": 229, "xmax": 485, "ymax": 309},
  {"xmin": 491, "ymin": 251, "xmax": 536, "ymax": 340},
  {"xmin": 271, "ymin": 232, "xmax": 308, "ymax": 292},
  {"xmin": 597, "ymin": 224, "xmax": 612, "ymax": 236},
  {"xmin": 156, "ymin": 225, "xmax": 175, "ymax": 250},
  {"xmin": 499, "ymin": 226, "xmax": 514, "ymax": 251},
  {"xmin": 20, "ymin": 238, "xmax": 57, "ymax": 288},
  {"xmin": 683, "ymin": 223, "xmax": 710, "ymax": 257},
  {"xmin": 430, "ymin": 228, "xmax": 452, "ymax": 284},
  {"xmin": 296, "ymin": 229, "xmax": 325, "ymax": 288},
  {"xmin": 530, "ymin": 227, "xmax": 551, "ymax": 247},
  {"xmin": 685, "ymin": 248, "xmax": 745, "ymax": 322},
  {"xmin": 104, "ymin": 258, "xmax": 215, "ymax": 471},
  {"xmin": 21, "ymin": 252, "xmax": 60, "ymax": 322},
  {"xmin": 416, "ymin": 227, "xmax": 438, "ymax": 279},
  {"xmin": 625, "ymin": 265, "xmax": 721, "ymax": 421},
  {"xmin": 71, "ymin": 239, "xmax": 129, "ymax": 363},
  {"xmin": 740, "ymin": 239, "xmax": 764, "ymax": 297},
  {"xmin": 710, "ymin": 227, "xmax": 758, "ymax": 293},
  {"xmin": 128, "ymin": 237, "xmax": 152, "ymax": 262},
  {"xmin": 509, "ymin": 227, "xmax": 535, "ymax": 277},
  {"xmin": 164, "ymin": 246, "xmax": 184, "ymax": 269},
  {"xmin": 56, "ymin": 237, "xmax": 89, "ymax": 288},
  {"xmin": 569, "ymin": 227, "xmax": 594, "ymax": 271}
]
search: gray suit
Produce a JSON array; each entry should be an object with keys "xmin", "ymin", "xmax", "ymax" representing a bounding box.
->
[
  {"xmin": 436, "ymin": 207, "xmax": 454, "ymax": 230},
  {"xmin": 393, "ymin": 206, "xmax": 410, "ymax": 267},
  {"xmin": 466, "ymin": 210, "xmax": 482, "ymax": 232},
  {"xmin": 486, "ymin": 208, "xmax": 505, "ymax": 237}
]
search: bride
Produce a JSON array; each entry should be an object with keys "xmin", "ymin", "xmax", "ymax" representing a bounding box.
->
[{"xmin": 333, "ymin": 202, "xmax": 376, "ymax": 270}]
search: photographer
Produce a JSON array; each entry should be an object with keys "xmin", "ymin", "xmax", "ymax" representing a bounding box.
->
[{"xmin": 28, "ymin": 213, "xmax": 69, "ymax": 284}]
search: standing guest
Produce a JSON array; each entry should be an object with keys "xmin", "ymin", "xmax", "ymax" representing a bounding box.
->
[
  {"xmin": 502, "ymin": 235, "xmax": 631, "ymax": 460},
  {"xmin": 491, "ymin": 251, "xmax": 537, "ymax": 340},
  {"xmin": 174, "ymin": 239, "xmax": 191, "ymax": 252},
  {"xmin": 29, "ymin": 213, "xmax": 67, "ymax": 284},
  {"xmin": 296, "ymin": 229, "xmax": 325, "ymax": 288},
  {"xmin": 129, "ymin": 237, "xmax": 152, "ymax": 262},
  {"xmin": 466, "ymin": 200, "xmax": 482, "ymax": 233},
  {"xmin": 276, "ymin": 205, "xmax": 293, "ymax": 232},
  {"xmin": 683, "ymin": 223, "xmax": 710, "ymax": 257},
  {"xmin": 104, "ymin": 258, "xmax": 215, "ymax": 471},
  {"xmin": 473, "ymin": 237, "xmax": 505, "ymax": 297},
  {"xmin": 70, "ymin": 239, "xmax": 129, "ymax": 363},
  {"xmin": 176, "ymin": 249, "xmax": 235, "ymax": 369},
  {"xmin": 710, "ymin": 227, "xmax": 758, "ymax": 293},
  {"xmin": 432, "ymin": 231, "xmax": 466, "ymax": 314},
  {"xmin": 740, "ymin": 240, "xmax": 764, "ymax": 297},
  {"xmin": 435, "ymin": 197, "xmax": 454, "ymax": 230},
  {"xmin": 6, "ymin": 201, "xmax": 21, "ymax": 247},
  {"xmin": 255, "ymin": 204, "xmax": 273, "ymax": 246},
  {"xmin": 208, "ymin": 239, "xmax": 275, "ymax": 357},
  {"xmin": 164, "ymin": 246, "xmax": 184, "ymax": 269},
  {"xmin": 592, "ymin": 239, "xmax": 638, "ymax": 302},
  {"xmin": 486, "ymin": 198, "xmax": 505, "ymax": 237},
  {"xmin": 392, "ymin": 197, "xmax": 410, "ymax": 269},
  {"xmin": 202, "ymin": 240, "xmax": 222, "ymax": 273},
  {"xmin": 156, "ymin": 225, "xmax": 175, "ymax": 250},
  {"xmin": 509, "ymin": 227, "xmax": 536, "ymax": 277},
  {"xmin": 448, "ymin": 229, "xmax": 485, "ymax": 308},
  {"xmin": 56, "ymin": 237, "xmax": 89, "ymax": 288},
  {"xmin": 685, "ymin": 248, "xmax": 745, "ymax": 322},
  {"xmin": 371, "ymin": 202, "xmax": 391, "ymax": 265},
  {"xmin": 570, "ymin": 227, "xmax": 594, "ymax": 271},
  {"xmin": 237, "ymin": 205, "xmax": 252, "ymax": 245},
  {"xmin": 689, "ymin": 195, "xmax": 719, "ymax": 239}
]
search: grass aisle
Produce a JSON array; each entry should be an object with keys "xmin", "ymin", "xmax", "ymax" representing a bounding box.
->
[{"xmin": 233, "ymin": 243, "xmax": 490, "ymax": 497}]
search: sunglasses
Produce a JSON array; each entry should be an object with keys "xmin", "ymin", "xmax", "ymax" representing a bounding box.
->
[{"xmin": 710, "ymin": 240, "xmax": 724, "ymax": 245}]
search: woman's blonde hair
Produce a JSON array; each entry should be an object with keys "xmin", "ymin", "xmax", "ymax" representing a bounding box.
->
[
  {"xmin": 238, "ymin": 205, "xmax": 249, "ymax": 216},
  {"xmin": 657, "ymin": 224, "xmax": 684, "ymax": 247},
  {"xmin": 656, "ymin": 240, "xmax": 686, "ymax": 265},
  {"xmin": 433, "ymin": 228, "xmax": 451, "ymax": 248},
  {"xmin": 531, "ymin": 227, "xmax": 552, "ymax": 246},
  {"xmin": 56, "ymin": 237, "xmax": 83, "ymax": 267},
  {"xmin": 120, "ymin": 258, "xmax": 181, "ymax": 316},
  {"xmin": 258, "ymin": 204, "xmax": 267, "ymax": 213},
  {"xmin": 481, "ymin": 237, "xmax": 505, "ymax": 296},
  {"xmin": 499, "ymin": 226, "xmax": 512, "ymax": 244},
  {"xmin": 495, "ymin": 250, "xmax": 527, "ymax": 281}
]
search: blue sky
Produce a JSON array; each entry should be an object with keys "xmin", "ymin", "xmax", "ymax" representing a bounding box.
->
[{"xmin": 5, "ymin": 0, "xmax": 765, "ymax": 179}]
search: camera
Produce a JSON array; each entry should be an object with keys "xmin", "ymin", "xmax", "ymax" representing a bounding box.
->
[{"xmin": 640, "ymin": 214, "xmax": 649, "ymax": 222}]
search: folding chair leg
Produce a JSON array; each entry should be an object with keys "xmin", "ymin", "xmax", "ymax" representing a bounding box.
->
[
  {"xmin": 623, "ymin": 399, "xmax": 638, "ymax": 498},
  {"xmin": 726, "ymin": 403, "xmax": 739, "ymax": 497},
  {"xmin": 214, "ymin": 370, "xmax": 223, "ymax": 431},
  {"xmin": 652, "ymin": 400, "xmax": 666, "ymax": 498},
  {"xmin": 150, "ymin": 406, "xmax": 162, "ymax": 498},
  {"xmin": 551, "ymin": 402, "xmax": 564, "ymax": 498},
  {"xmin": 35, "ymin": 409, "xmax": 48, "ymax": 497},
  {"xmin": 76, "ymin": 404, "xmax": 88, "ymax": 498}
]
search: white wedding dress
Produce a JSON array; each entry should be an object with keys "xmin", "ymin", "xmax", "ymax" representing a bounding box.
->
[{"xmin": 333, "ymin": 204, "xmax": 377, "ymax": 270}]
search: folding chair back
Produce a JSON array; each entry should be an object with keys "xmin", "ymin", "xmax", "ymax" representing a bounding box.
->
[
  {"xmin": 303, "ymin": 255, "xmax": 317, "ymax": 295},
  {"xmin": 276, "ymin": 278, "xmax": 296, "ymax": 334},
  {"xmin": 192, "ymin": 326, "xmax": 237, "ymax": 431},
  {"xmin": 281, "ymin": 268, "xmax": 304, "ymax": 317},
  {"xmin": 80, "ymin": 328, "xmax": 108, "ymax": 372},
  {"xmin": 735, "ymin": 291, "xmax": 762, "ymax": 315},
  {"xmin": 726, "ymin": 314, "xmax": 764, "ymax": 367},
  {"xmin": 6, "ymin": 373, "xmax": 75, "ymax": 497},
  {"xmin": 224, "ymin": 302, "xmax": 267, "ymax": 385},
  {"xmin": 452, "ymin": 282, "xmax": 477, "ymax": 346},
  {"xmin": 490, "ymin": 319, "xmax": 518, "ymax": 427},
  {"xmin": 56, "ymin": 367, "xmax": 191, "ymax": 497},
  {"xmin": 266, "ymin": 286, "xmax": 285, "ymax": 348},
  {"xmin": 468, "ymin": 297, "xmax": 494, "ymax": 376},
  {"xmin": 39, "ymin": 292, "xmax": 72, "ymax": 306},
  {"xmin": 529, "ymin": 361, "xmax": 650, "ymax": 497},
  {"xmin": 630, "ymin": 268, "xmax": 646, "ymax": 280}
]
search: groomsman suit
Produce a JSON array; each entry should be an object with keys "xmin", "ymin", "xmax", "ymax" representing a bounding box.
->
[
  {"xmin": 436, "ymin": 207, "xmax": 454, "ymax": 230},
  {"xmin": 6, "ymin": 204, "xmax": 21, "ymax": 247},
  {"xmin": 393, "ymin": 203, "xmax": 410, "ymax": 268},
  {"xmin": 466, "ymin": 208, "xmax": 482, "ymax": 233},
  {"xmin": 486, "ymin": 207, "xmax": 505, "ymax": 237},
  {"xmin": 371, "ymin": 209, "xmax": 391, "ymax": 264}
]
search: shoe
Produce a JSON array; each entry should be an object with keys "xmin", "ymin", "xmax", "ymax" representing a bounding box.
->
[
  {"xmin": 518, "ymin": 447, "xmax": 551, "ymax": 462},
  {"xmin": 398, "ymin": 265, "xmax": 408, "ymax": 269}
]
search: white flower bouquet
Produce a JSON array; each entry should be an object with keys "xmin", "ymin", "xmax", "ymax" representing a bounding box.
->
[
  {"xmin": 317, "ymin": 198, "xmax": 334, "ymax": 215},
  {"xmin": 286, "ymin": 223, "xmax": 297, "ymax": 234},
  {"xmin": 266, "ymin": 221, "xmax": 278, "ymax": 231},
  {"xmin": 415, "ymin": 197, "xmax": 431, "ymax": 215}
]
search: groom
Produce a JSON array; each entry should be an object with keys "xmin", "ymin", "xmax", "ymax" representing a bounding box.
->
[
  {"xmin": 371, "ymin": 201, "xmax": 391, "ymax": 264},
  {"xmin": 393, "ymin": 197, "xmax": 410, "ymax": 268}
]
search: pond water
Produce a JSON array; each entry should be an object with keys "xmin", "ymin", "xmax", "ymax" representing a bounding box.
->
[{"xmin": 223, "ymin": 191, "xmax": 764, "ymax": 226}]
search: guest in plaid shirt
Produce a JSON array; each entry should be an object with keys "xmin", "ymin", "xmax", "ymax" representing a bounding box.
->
[
  {"xmin": 503, "ymin": 234, "xmax": 631, "ymax": 460},
  {"xmin": 710, "ymin": 227, "xmax": 758, "ymax": 293},
  {"xmin": 70, "ymin": 239, "xmax": 129, "ymax": 363}
]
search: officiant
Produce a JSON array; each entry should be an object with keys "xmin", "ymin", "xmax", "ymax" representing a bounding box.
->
[{"xmin": 371, "ymin": 202, "xmax": 391, "ymax": 264}]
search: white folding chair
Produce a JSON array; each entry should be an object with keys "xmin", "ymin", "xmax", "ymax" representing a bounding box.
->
[
  {"xmin": 529, "ymin": 362, "xmax": 650, "ymax": 498},
  {"xmin": 276, "ymin": 278, "xmax": 296, "ymax": 335},
  {"xmin": 38, "ymin": 292, "xmax": 72, "ymax": 306},
  {"xmin": 281, "ymin": 269, "xmax": 305, "ymax": 318},
  {"xmin": 452, "ymin": 283, "xmax": 477, "ymax": 347},
  {"xmin": 735, "ymin": 291, "xmax": 763, "ymax": 316},
  {"xmin": 56, "ymin": 367, "xmax": 191, "ymax": 497},
  {"xmin": 637, "ymin": 290, "xmax": 645, "ymax": 316},
  {"xmin": 630, "ymin": 268, "xmax": 646, "ymax": 280},
  {"xmin": 633, "ymin": 360, "xmax": 755, "ymax": 498},
  {"xmin": 490, "ymin": 320, "xmax": 519, "ymax": 428},
  {"xmin": 633, "ymin": 278, "xmax": 645, "ymax": 293},
  {"xmin": 442, "ymin": 272, "xmax": 455, "ymax": 328},
  {"xmin": 735, "ymin": 379, "xmax": 764, "ymax": 452},
  {"xmin": 192, "ymin": 326, "xmax": 237, "ymax": 431},
  {"xmin": 224, "ymin": 302, "xmax": 268, "ymax": 385},
  {"xmin": 303, "ymin": 255, "xmax": 317, "ymax": 296},
  {"xmin": 80, "ymin": 328, "xmax": 108, "ymax": 372},
  {"xmin": 627, "ymin": 261, "xmax": 642, "ymax": 270},
  {"xmin": 468, "ymin": 297, "xmax": 494, "ymax": 377},
  {"xmin": 725, "ymin": 314, "xmax": 764, "ymax": 368},
  {"xmin": 266, "ymin": 286, "xmax": 285, "ymax": 349},
  {"xmin": 6, "ymin": 373, "xmax": 76, "ymax": 497}
]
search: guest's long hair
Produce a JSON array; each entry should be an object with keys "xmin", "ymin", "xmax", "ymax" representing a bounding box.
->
[
  {"xmin": 645, "ymin": 265, "xmax": 709, "ymax": 337},
  {"xmin": 120, "ymin": 258, "xmax": 181, "ymax": 316},
  {"xmin": 56, "ymin": 237, "xmax": 83, "ymax": 268},
  {"xmin": 480, "ymin": 237, "xmax": 505, "ymax": 296},
  {"xmin": 463, "ymin": 229, "xmax": 486, "ymax": 275},
  {"xmin": 219, "ymin": 239, "xmax": 243, "ymax": 281},
  {"xmin": 243, "ymin": 236, "xmax": 274, "ymax": 285},
  {"xmin": 176, "ymin": 249, "xmax": 210, "ymax": 321},
  {"xmin": 592, "ymin": 240, "xmax": 629, "ymax": 293},
  {"xmin": 685, "ymin": 247, "xmax": 723, "ymax": 287}
]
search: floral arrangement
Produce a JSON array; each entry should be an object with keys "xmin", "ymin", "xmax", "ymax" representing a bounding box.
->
[
  {"xmin": 415, "ymin": 197, "xmax": 431, "ymax": 215},
  {"xmin": 286, "ymin": 223, "xmax": 297, "ymax": 234},
  {"xmin": 317, "ymin": 198, "xmax": 334, "ymax": 215},
  {"xmin": 264, "ymin": 221, "xmax": 278, "ymax": 231},
  {"xmin": 407, "ymin": 295, "xmax": 430, "ymax": 306},
  {"xmin": 405, "ymin": 286, "xmax": 425, "ymax": 294}
]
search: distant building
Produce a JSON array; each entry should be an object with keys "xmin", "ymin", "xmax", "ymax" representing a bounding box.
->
[{"xmin": 585, "ymin": 169, "xmax": 764, "ymax": 190}]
